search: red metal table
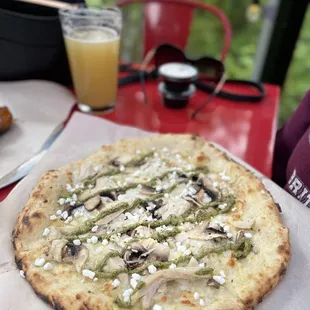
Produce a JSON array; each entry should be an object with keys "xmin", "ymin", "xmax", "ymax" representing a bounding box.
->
[{"xmin": 0, "ymin": 81, "xmax": 279, "ymax": 202}]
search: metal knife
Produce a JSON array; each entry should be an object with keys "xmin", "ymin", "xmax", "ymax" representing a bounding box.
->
[{"xmin": 0, "ymin": 123, "xmax": 64, "ymax": 190}]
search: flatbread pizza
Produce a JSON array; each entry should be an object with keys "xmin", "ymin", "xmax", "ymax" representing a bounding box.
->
[{"xmin": 13, "ymin": 134, "xmax": 290, "ymax": 309}]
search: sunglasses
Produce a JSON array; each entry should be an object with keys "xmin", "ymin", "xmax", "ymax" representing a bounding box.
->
[
  {"xmin": 137, "ymin": 43, "xmax": 227, "ymax": 118},
  {"xmin": 119, "ymin": 43, "xmax": 264, "ymax": 118}
]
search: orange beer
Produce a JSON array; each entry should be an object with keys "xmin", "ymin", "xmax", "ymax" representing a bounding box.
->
[
  {"xmin": 64, "ymin": 27, "xmax": 120, "ymax": 110},
  {"xmin": 59, "ymin": 6, "xmax": 122, "ymax": 111}
]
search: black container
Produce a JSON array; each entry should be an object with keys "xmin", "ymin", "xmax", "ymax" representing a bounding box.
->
[{"xmin": 0, "ymin": 0, "xmax": 81, "ymax": 85}]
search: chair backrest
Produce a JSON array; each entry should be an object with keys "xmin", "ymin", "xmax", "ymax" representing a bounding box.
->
[{"xmin": 117, "ymin": 0, "xmax": 232, "ymax": 61}]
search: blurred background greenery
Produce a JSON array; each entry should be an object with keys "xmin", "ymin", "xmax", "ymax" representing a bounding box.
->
[
  {"xmin": 188, "ymin": 0, "xmax": 310, "ymax": 127},
  {"xmin": 87, "ymin": 0, "xmax": 310, "ymax": 126}
]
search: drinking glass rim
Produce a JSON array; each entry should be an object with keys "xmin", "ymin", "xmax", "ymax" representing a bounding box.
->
[{"xmin": 59, "ymin": 5, "xmax": 121, "ymax": 19}]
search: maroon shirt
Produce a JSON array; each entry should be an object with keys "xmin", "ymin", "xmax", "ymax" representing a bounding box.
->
[{"xmin": 272, "ymin": 91, "xmax": 310, "ymax": 207}]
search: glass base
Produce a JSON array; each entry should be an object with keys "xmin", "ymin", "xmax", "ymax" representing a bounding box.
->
[{"xmin": 77, "ymin": 102, "xmax": 115, "ymax": 114}]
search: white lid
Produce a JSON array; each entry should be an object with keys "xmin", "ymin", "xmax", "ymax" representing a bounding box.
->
[{"xmin": 158, "ymin": 63, "xmax": 198, "ymax": 80}]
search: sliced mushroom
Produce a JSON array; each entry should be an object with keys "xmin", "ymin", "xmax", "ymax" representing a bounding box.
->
[
  {"xmin": 183, "ymin": 195, "xmax": 203, "ymax": 207},
  {"xmin": 187, "ymin": 223, "xmax": 227, "ymax": 241},
  {"xmin": 198, "ymin": 174, "xmax": 219, "ymax": 201},
  {"xmin": 175, "ymin": 231, "xmax": 189, "ymax": 244},
  {"xmin": 104, "ymin": 257, "xmax": 126, "ymax": 272},
  {"xmin": 231, "ymin": 219, "xmax": 255, "ymax": 230},
  {"xmin": 187, "ymin": 256, "xmax": 199, "ymax": 267},
  {"xmin": 143, "ymin": 199, "xmax": 165, "ymax": 219},
  {"xmin": 100, "ymin": 191, "xmax": 118, "ymax": 201},
  {"xmin": 96, "ymin": 209, "xmax": 124, "ymax": 226},
  {"xmin": 110, "ymin": 157, "xmax": 121, "ymax": 167},
  {"xmin": 123, "ymin": 239, "xmax": 169, "ymax": 268},
  {"xmin": 131, "ymin": 267, "xmax": 213, "ymax": 308},
  {"xmin": 50, "ymin": 239, "xmax": 68, "ymax": 262},
  {"xmin": 63, "ymin": 202, "xmax": 83, "ymax": 216},
  {"xmin": 207, "ymin": 278, "xmax": 220, "ymax": 289},
  {"xmin": 49, "ymin": 239, "xmax": 89, "ymax": 272},
  {"xmin": 140, "ymin": 185, "xmax": 156, "ymax": 195},
  {"xmin": 84, "ymin": 195, "xmax": 101, "ymax": 211},
  {"xmin": 73, "ymin": 247, "xmax": 89, "ymax": 272}
]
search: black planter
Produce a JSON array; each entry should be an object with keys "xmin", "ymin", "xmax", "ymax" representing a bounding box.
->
[{"xmin": 0, "ymin": 0, "xmax": 82, "ymax": 85}]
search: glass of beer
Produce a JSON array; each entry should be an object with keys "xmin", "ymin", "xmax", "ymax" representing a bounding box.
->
[{"xmin": 59, "ymin": 6, "xmax": 122, "ymax": 112}]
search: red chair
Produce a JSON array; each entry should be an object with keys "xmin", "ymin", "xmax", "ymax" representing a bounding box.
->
[{"xmin": 116, "ymin": 0, "xmax": 232, "ymax": 61}]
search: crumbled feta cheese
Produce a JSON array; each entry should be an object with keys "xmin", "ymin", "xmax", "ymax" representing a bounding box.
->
[
  {"xmin": 188, "ymin": 187, "xmax": 197, "ymax": 195},
  {"xmin": 194, "ymin": 292, "xmax": 200, "ymax": 300},
  {"xmin": 19, "ymin": 270, "xmax": 25, "ymax": 278},
  {"xmin": 66, "ymin": 184, "xmax": 72, "ymax": 191},
  {"xmin": 93, "ymin": 277, "xmax": 98, "ymax": 282},
  {"xmin": 34, "ymin": 258, "xmax": 45, "ymax": 267},
  {"xmin": 155, "ymin": 185, "xmax": 162, "ymax": 192},
  {"xmin": 213, "ymin": 275, "xmax": 226, "ymax": 285},
  {"xmin": 112, "ymin": 279, "xmax": 120, "ymax": 288},
  {"xmin": 162, "ymin": 147, "xmax": 169, "ymax": 152},
  {"xmin": 58, "ymin": 198, "xmax": 65, "ymax": 205},
  {"xmin": 137, "ymin": 184, "xmax": 142, "ymax": 189},
  {"xmin": 177, "ymin": 245, "xmax": 187, "ymax": 253},
  {"xmin": 213, "ymin": 182, "xmax": 219, "ymax": 187},
  {"xmin": 219, "ymin": 171, "xmax": 231, "ymax": 181},
  {"xmin": 49, "ymin": 215, "xmax": 57, "ymax": 221},
  {"xmin": 199, "ymin": 263, "xmax": 205, "ymax": 268},
  {"xmin": 73, "ymin": 239, "xmax": 81, "ymax": 246},
  {"xmin": 153, "ymin": 305, "xmax": 162, "ymax": 310},
  {"xmin": 117, "ymin": 181, "xmax": 122, "ymax": 187},
  {"xmin": 72, "ymin": 194, "xmax": 77, "ymax": 201},
  {"xmin": 163, "ymin": 242, "xmax": 169, "ymax": 246},
  {"xmin": 136, "ymin": 150, "xmax": 141, "ymax": 154},
  {"xmin": 64, "ymin": 216, "xmax": 73, "ymax": 224},
  {"xmin": 218, "ymin": 203, "xmax": 227, "ymax": 210},
  {"xmin": 88, "ymin": 184, "xmax": 93, "ymax": 189},
  {"xmin": 164, "ymin": 193, "xmax": 169, "ymax": 198},
  {"xmin": 223, "ymin": 225, "xmax": 230, "ymax": 233},
  {"xmin": 91, "ymin": 236, "xmax": 98, "ymax": 244},
  {"xmin": 42, "ymin": 228, "xmax": 50, "ymax": 237},
  {"xmin": 70, "ymin": 200, "xmax": 76, "ymax": 206},
  {"xmin": 123, "ymin": 288, "xmax": 133, "ymax": 302},
  {"xmin": 87, "ymin": 239, "xmax": 92, "ymax": 244},
  {"xmin": 176, "ymin": 242, "xmax": 181, "ymax": 247},
  {"xmin": 94, "ymin": 165, "xmax": 101, "ymax": 172},
  {"xmin": 120, "ymin": 165, "xmax": 125, "ymax": 172},
  {"xmin": 231, "ymin": 207, "xmax": 237, "ymax": 212},
  {"xmin": 169, "ymin": 264, "xmax": 176, "ymax": 270},
  {"xmin": 74, "ymin": 211, "xmax": 81, "ymax": 218},
  {"xmin": 148, "ymin": 265, "xmax": 157, "ymax": 274},
  {"xmin": 244, "ymin": 232, "xmax": 253, "ymax": 239},
  {"xmin": 184, "ymin": 249, "xmax": 192, "ymax": 256},
  {"xmin": 95, "ymin": 246, "xmax": 104, "ymax": 253},
  {"xmin": 227, "ymin": 233, "xmax": 233, "ymax": 238},
  {"xmin": 130, "ymin": 278, "xmax": 138, "ymax": 289},
  {"xmin": 102, "ymin": 239, "xmax": 109, "ymax": 246},
  {"xmin": 131, "ymin": 273, "xmax": 141, "ymax": 281},
  {"xmin": 199, "ymin": 298, "xmax": 205, "ymax": 306},
  {"xmin": 43, "ymin": 262, "xmax": 53, "ymax": 270},
  {"xmin": 92, "ymin": 225, "xmax": 99, "ymax": 232},
  {"xmin": 61, "ymin": 211, "xmax": 68, "ymax": 220},
  {"xmin": 220, "ymin": 270, "xmax": 226, "ymax": 278},
  {"xmin": 56, "ymin": 209, "xmax": 62, "ymax": 216},
  {"xmin": 82, "ymin": 269, "xmax": 95, "ymax": 280}
]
